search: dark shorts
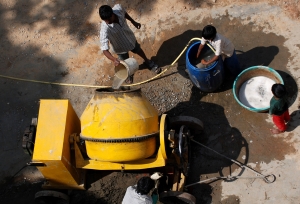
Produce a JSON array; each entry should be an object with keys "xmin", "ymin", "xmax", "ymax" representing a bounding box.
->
[
  {"xmin": 117, "ymin": 41, "xmax": 141, "ymax": 60},
  {"xmin": 224, "ymin": 50, "xmax": 241, "ymax": 77}
]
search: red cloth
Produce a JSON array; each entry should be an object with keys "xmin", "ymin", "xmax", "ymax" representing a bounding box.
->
[{"xmin": 272, "ymin": 110, "xmax": 290, "ymax": 131}]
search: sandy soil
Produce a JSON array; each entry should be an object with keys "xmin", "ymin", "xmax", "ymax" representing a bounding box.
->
[{"xmin": 0, "ymin": 0, "xmax": 300, "ymax": 203}]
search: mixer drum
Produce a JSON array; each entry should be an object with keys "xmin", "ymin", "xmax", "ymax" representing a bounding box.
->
[{"xmin": 80, "ymin": 88, "xmax": 158, "ymax": 162}]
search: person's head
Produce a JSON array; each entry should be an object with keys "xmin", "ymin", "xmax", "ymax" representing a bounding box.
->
[
  {"xmin": 99, "ymin": 5, "xmax": 115, "ymax": 24},
  {"xmin": 136, "ymin": 177, "xmax": 155, "ymax": 195},
  {"xmin": 271, "ymin": 83, "xmax": 286, "ymax": 98},
  {"xmin": 202, "ymin": 25, "xmax": 217, "ymax": 40}
]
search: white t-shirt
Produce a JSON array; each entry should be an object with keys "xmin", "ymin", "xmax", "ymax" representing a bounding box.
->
[
  {"xmin": 201, "ymin": 33, "xmax": 234, "ymax": 57},
  {"xmin": 122, "ymin": 185, "xmax": 153, "ymax": 204}
]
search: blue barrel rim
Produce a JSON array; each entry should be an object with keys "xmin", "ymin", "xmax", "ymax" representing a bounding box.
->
[
  {"xmin": 186, "ymin": 41, "xmax": 218, "ymax": 71},
  {"xmin": 232, "ymin": 65, "xmax": 284, "ymax": 112}
]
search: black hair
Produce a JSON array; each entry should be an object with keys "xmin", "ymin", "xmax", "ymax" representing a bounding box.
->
[
  {"xmin": 271, "ymin": 83, "xmax": 286, "ymax": 98},
  {"xmin": 202, "ymin": 25, "xmax": 217, "ymax": 40},
  {"xmin": 99, "ymin": 5, "xmax": 113, "ymax": 20},
  {"xmin": 136, "ymin": 177, "xmax": 155, "ymax": 195}
]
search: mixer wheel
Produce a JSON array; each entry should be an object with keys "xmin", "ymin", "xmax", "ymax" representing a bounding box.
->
[{"xmin": 35, "ymin": 190, "xmax": 69, "ymax": 204}]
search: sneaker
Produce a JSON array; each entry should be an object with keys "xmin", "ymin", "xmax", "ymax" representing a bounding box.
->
[
  {"xmin": 153, "ymin": 66, "xmax": 161, "ymax": 74},
  {"xmin": 125, "ymin": 75, "xmax": 134, "ymax": 84},
  {"xmin": 146, "ymin": 60, "xmax": 161, "ymax": 74}
]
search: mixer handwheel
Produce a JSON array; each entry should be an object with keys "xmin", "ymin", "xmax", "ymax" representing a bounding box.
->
[{"xmin": 178, "ymin": 125, "xmax": 190, "ymax": 177}]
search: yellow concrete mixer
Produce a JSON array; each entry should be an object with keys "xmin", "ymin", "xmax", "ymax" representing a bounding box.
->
[{"xmin": 23, "ymin": 87, "xmax": 203, "ymax": 203}]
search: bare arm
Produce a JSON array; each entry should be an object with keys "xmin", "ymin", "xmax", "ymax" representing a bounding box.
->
[
  {"xmin": 125, "ymin": 12, "xmax": 141, "ymax": 29},
  {"xmin": 196, "ymin": 44, "xmax": 205, "ymax": 58},
  {"xmin": 103, "ymin": 50, "xmax": 120, "ymax": 66}
]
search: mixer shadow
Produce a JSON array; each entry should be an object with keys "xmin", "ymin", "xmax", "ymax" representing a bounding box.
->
[{"xmin": 166, "ymin": 86, "xmax": 249, "ymax": 202}]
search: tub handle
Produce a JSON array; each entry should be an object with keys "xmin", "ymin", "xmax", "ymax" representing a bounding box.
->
[{"xmin": 213, "ymin": 70, "xmax": 220, "ymax": 76}]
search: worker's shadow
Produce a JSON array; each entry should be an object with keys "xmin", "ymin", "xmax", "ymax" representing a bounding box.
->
[
  {"xmin": 237, "ymin": 46, "xmax": 279, "ymax": 70},
  {"xmin": 148, "ymin": 29, "xmax": 201, "ymax": 76},
  {"xmin": 154, "ymin": 30, "xmax": 202, "ymax": 67},
  {"xmin": 286, "ymin": 110, "xmax": 300, "ymax": 132},
  {"xmin": 166, "ymin": 86, "xmax": 249, "ymax": 203},
  {"xmin": 215, "ymin": 46, "xmax": 280, "ymax": 92}
]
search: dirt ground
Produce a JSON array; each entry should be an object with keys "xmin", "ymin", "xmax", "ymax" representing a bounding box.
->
[{"xmin": 0, "ymin": 0, "xmax": 300, "ymax": 203}]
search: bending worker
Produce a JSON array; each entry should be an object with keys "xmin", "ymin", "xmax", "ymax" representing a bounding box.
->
[
  {"xmin": 122, "ymin": 176, "xmax": 158, "ymax": 204},
  {"xmin": 99, "ymin": 4, "xmax": 161, "ymax": 84},
  {"xmin": 197, "ymin": 25, "xmax": 241, "ymax": 77}
]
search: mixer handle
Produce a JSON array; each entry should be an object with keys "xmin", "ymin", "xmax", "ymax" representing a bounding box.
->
[
  {"xmin": 178, "ymin": 125, "xmax": 190, "ymax": 177},
  {"xmin": 213, "ymin": 70, "xmax": 220, "ymax": 76}
]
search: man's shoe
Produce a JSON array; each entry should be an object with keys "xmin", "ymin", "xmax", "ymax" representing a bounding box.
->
[
  {"xmin": 146, "ymin": 60, "xmax": 161, "ymax": 74},
  {"xmin": 125, "ymin": 75, "xmax": 134, "ymax": 84},
  {"xmin": 152, "ymin": 67, "xmax": 161, "ymax": 74}
]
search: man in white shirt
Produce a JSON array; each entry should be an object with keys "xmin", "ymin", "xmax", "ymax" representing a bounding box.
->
[
  {"xmin": 196, "ymin": 25, "xmax": 241, "ymax": 77},
  {"xmin": 99, "ymin": 4, "xmax": 161, "ymax": 83},
  {"xmin": 122, "ymin": 176, "xmax": 156, "ymax": 204}
]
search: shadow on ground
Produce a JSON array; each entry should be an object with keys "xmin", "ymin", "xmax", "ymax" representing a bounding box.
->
[
  {"xmin": 237, "ymin": 46, "xmax": 279, "ymax": 69},
  {"xmin": 276, "ymin": 70, "xmax": 299, "ymax": 105},
  {"xmin": 154, "ymin": 30, "xmax": 201, "ymax": 68},
  {"xmin": 166, "ymin": 87, "xmax": 248, "ymax": 203},
  {"xmin": 0, "ymin": 1, "xmax": 101, "ymax": 203},
  {"xmin": 287, "ymin": 110, "xmax": 300, "ymax": 132}
]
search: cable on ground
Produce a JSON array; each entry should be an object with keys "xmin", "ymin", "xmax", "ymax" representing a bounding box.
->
[{"xmin": 0, "ymin": 38, "xmax": 207, "ymax": 88}]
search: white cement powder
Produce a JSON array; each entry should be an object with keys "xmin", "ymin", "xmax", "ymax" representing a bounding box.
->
[
  {"xmin": 238, "ymin": 76, "xmax": 276, "ymax": 109},
  {"xmin": 112, "ymin": 68, "xmax": 128, "ymax": 89}
]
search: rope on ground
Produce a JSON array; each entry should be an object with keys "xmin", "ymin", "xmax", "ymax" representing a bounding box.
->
[{"xmin": 0, "ymin": 38, "xmax": 203, "ymax": 88}]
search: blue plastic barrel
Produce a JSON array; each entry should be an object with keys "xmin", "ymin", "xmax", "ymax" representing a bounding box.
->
[{"xmin": 186, "ymin": 41, "xmax": 224, "ymax": 92}]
